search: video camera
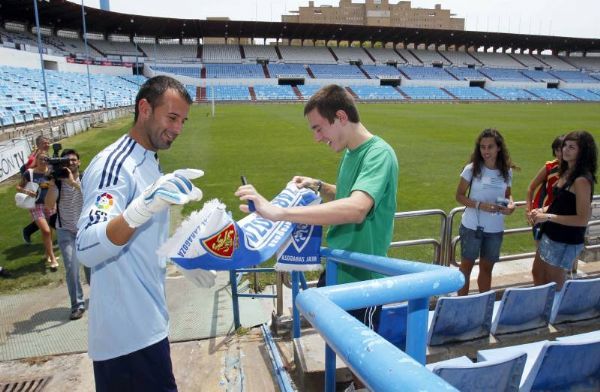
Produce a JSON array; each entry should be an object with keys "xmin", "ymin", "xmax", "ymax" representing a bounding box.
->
[{"xmin": 45, "ymin": 143, "xmax": 71, "ymax": 179}]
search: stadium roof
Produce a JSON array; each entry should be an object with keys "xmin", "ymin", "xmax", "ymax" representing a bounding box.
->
[{"xmin": 2, "ymin": 0, "xmax": 599, "ymax": 53}]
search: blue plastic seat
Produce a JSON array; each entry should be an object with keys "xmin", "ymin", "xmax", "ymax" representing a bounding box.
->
[
  {"xmin": 427, "ymin": 352, "xmax": 526, "ymax": 392},
  {"xmin": 491, "ymin": 282, "xmax": 556, "ymax": 335},
  {"xmin": 550, "ymin": 277, "xmax": 600, "ymax": 325},
  {"xmin": 427, "ymin": 290, "xmax": 495, "ymax": 346},
  {"xmin": 378, "ymin": 303, "xmax": 407, "ymax": 350},
  {"xmin": 478, "ymin": 334, "xmax": 600, "ymax": 391}
]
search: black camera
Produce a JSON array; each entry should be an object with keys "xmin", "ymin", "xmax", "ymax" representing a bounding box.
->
[
  {"xmin": 45, "ymin": 143, "xmax": 71, "ymax": 179},
  {"xmin": 475, "ymin": 226, "xmax": 484, "ymax": 239}
]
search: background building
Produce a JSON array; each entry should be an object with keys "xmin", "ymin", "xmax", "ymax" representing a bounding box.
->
[{"xmin": 282, "ymin": 0, "xmax": 465, "ymax": 30}]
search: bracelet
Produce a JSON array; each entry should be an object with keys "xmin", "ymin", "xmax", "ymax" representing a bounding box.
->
[
  {"xmin": 315, "ymin": 180, "xmax": 323, "ymax": 193},
  {"xmin": 475, "ymin": 201, "xmax": 480, "ymax": 210},
  {"xmin": 547, "ymin": 214, "xmax": 554, "ymax": 222}
]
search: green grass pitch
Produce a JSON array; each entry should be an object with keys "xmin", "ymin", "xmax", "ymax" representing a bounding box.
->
[{"xmin": 1, "ymin": 102, "xmax": 599, "ymax": 292}]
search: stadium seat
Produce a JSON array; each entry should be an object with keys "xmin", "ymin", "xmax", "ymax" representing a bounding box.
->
[
  {"xmin": 427, "ymin": 352, "xmax": 526, "ymax": 392},
  {"xmin": 478, "ymin": 335, "xmax": 600, "ymax": 391},
  {"xmin": 427, "ymin": 290, "xmax": 495, "ymax": 346},
  {"xmin": 491, "ymin": 283, "xmax": 555, "ymax": 335},
  {"xmin": 378, "ymin": 303, "xmax": 407, "ymax": 350},
  {"xmin": 550, "ymin": 277, "xmax": 600, "ymax": 325}
]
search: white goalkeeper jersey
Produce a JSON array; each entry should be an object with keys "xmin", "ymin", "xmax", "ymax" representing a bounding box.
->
[{"xmin": 76, "ymin": 134, "xmax": 170, "ymax": 361}]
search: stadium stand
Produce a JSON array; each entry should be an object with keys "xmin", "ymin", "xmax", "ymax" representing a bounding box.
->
[
  {"xmin": 470, "ymin": 52, "xmax": 525, "ymax": 69},
  {"xmin": 442, "ymin": 51, "xmax": 481, "ymax": 66},
  {"xmin": 138, "ymin": 43, "xmax": 199, "ymax": 63},
  {"xmin": 296, "ymin": 85, "xmax": 322, "ymax": 99},
  {"xmin": 348, "ymin": 85, "xmax": 404, "ymax": 100},
  {"xmin": 426, "ymin": 352, "xmax": 526, "ymax": 392},
  {"xmin": 395, "ymin": 48, "xmax": 422, "ymax": 65},
  {"xmin": 253, "ymin": 85, "xmax": 297, "ymax": 100},
  {"xmin": 509, "ymin": 53, "xmax": 548, "ymax": 69},
  {"xmin": 445, "ymin": 66, "xmax": 486, "ymax": 81},
  {"xmin": 561, "ymin": 88, "xmax": 600, "ymax": 101},
  {"xmin": 360, "ymin": 65, "xmax": 401, "ymax": 79},
  {"xmin": 201, "ymin": 44, "xmax": 242, "ymax": 63},
  {"xmin": 520, "ymin": 69, "xmax": 559, "ymax": 82},
  {"xmin": 243, "ymin": 45, "xmax": 279, "ymax": 62},
  {"xmin": 204, "ymin": 63, "xmax": 265, "ymax": 79},
  {"xmin": 399, "ymin": 86, "xmax": 452, "ymax": 100},
  {"xmin": 427, "ymin": 291, "xmax": 495, "ymax": 346},
  {"xmin": 486, "ymin": 87, "xmax": 540, "ymax": 101},
  {"xmin": 478, "ymin": 67, "xmax": 531, "ymax": 82},
  {"xmin": 204, "ymin": 85, "xmax": 250, "ymax": 100},
  {"xmin": 151, "ymin": 65, "xmax": 201, "ymax": 78},
  {"xmin": 366, "ymin": 48, "xmax": 407, "ymax": 65},
  {"xmin": 526, "ymin": 88, "xmax": 579, "ymax": 101},
  {"xmin": 330, "ymin": 47, "xmax": 375, "ymax": 65},
  {"xmin": 308, "ymin": 64, "xmax": 366, "ymax": 79},
  {"xmin": 267, "ymin": 63, "xmax": 308, "ymax": 78},
  {"xmin": 398, "ymin": 66, "xmax": 455, "ymax": 80},
  {"xmin": 548, "ymin": 69, "xmax": 599, "ymax": 83},
  {"xmin": 410, "ymin": 49, "xmax": 451, "ymax": 66},
  {"xmin": 87, "ymin": 38, "xmax": 142, "ymax": 57},
  {"xmin": 278, "ymin": 46, "xmax": 336, "ymax": 64},
  {"xmin": 567, "ymin": 56, "xmax": 600, "ymax": 72},
  {"xmin": 444, "ymin": 87, "xmax": 497, "ymax": 100},
  {"xmin": 535, "ymin": 54, "xmax": 578, "ymax": 70}
]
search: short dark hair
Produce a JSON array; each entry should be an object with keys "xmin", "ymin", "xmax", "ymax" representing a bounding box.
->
[
  {"xmin": 303, "ymin": 84, "xmax": 360, "ymax": 124},
  {"xmin": 134, "ymin": 76, "xmax": 192, "ymax": 122},
  {"xmin": 60, "ymin": 148, "xmax": 80, "ymax": 160}
]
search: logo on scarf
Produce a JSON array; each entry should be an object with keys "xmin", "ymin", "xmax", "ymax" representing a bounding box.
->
[
  {"xmin": 292, "ymin": 224, "xmax": 313, "ymax": 253},
  {"xmin": 202, "ymin": 223, "xmax": 238, "ymax": 258}
]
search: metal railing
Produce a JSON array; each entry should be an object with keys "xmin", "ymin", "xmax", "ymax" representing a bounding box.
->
[
  {"xmin": 295, "ymin": 247, "xmax": 464, "ymax": 392},
  {"xmin": 391, "ymin": 209, "xmax": 447, "ymax": 265}
]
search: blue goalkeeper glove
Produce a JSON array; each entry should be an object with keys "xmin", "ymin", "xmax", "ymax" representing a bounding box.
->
[{"xmin": 123, "ymin": 168, "xmax": 204, "ymax": 228}]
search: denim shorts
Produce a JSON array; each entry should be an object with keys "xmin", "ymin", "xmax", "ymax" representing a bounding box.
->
[
  {"xmin": 539, "ymin": 234, "xmax": 584, "ymax": 271},
  {"xmin": 459, "ymin": 224, "xmax": 504, "ymax": 263}
]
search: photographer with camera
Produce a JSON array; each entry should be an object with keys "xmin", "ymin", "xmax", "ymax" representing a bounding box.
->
[
  {"xmin": 45, "ymin": 147, "xmax": 90, "ymax": 320},
  {"xmin": 455, "ymin": 129, "xmax": 517, "ymax": 296},
  {"xmin": 16, "ymin": 152, "xmax": 59, "ymax": 271}
]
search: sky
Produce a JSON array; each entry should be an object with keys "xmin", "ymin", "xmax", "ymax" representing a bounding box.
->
[{"xmin": 73, "ymin": 0, "xmax": 600, "ymax": 40}]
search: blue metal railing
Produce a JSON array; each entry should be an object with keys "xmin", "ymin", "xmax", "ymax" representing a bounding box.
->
[{"xmin": 294, "ymin": 247, "xmax": 465, "ymax": 392}]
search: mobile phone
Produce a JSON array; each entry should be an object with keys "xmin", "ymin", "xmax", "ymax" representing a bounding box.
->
[{"xmin": 240, "ymin": 175, "xmax": 256, "ymax": 212}]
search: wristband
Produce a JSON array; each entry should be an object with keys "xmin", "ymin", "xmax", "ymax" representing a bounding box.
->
[{"xmin": 315, "ymin": 180, "xmax": 323, "ymax": 193}]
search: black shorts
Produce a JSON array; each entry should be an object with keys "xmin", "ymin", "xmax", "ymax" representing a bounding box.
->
[{"xmin": 93, "ymin": 337, "xmax": 177, "ymax": 392}]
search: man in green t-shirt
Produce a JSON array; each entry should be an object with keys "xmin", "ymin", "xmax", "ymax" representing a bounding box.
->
[
  {"xmin": 237, "ymin": 83, "xmax": 398, "ymax": 285},
  {"xmin": 236, "ymin": 84, "xmax": 398, "ymax": 391}
]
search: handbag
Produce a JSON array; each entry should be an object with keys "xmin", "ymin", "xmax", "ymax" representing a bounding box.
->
[{"xmin": 15, "ymin": 169, "xmax": 39, "ymax": 209}]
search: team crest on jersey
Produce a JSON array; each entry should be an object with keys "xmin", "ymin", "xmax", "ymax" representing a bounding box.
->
[
  {"xmin": 202, "ymin": 223, "xmax": 238, "ymax": 259},
  {"xmin": 95, "ymin": 193, "xmax": 114, "ymax": 212}
]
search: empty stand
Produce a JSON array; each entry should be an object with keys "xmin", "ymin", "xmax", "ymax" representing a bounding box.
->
[
  {"xmin": 366, "ymin": 48, "xmax": 406, "ymax": 65},
  {"xmin": 267, "ymin": 63, "xmax": 308, "ymax": 78},
  {"xmin": 526, "ymin": 88, "xmax": 579, "ymax": 101},
  {"xmin": 478, "ymin": 68, "xmax": 530, "ymax": 82},
  {"xmin": 278, "ymin": 46, "xmax": 336, "ymax": 64},
  {"xmin": 548, "ymin": 70, "xmax": 599, "ymax": 83},
  {"xmin": 395, "ymin": 49, "xmax": 422, "ymax": 65},
  {"xmin": 470, "ymin": 52, "xmax": 525, "ymax": 69},
  {"xmin": 441, "ymin": 51, "xmax": 481, "ymax": 66},
  {"xmin": 427, "ymin": 291, "xmax": 495, "ymax": 346},
  {"xmin": 360, "ymin": 65, "xmax": 401, "ymax": 79},
  {"xmin": 308, "ymin": 64, "xmax": 366, "ymax": 79},
  {"xmin": 491, "ymin": 283, "xmax": 555, "ymax": 335},
  {"xmin": 562, "ymin": 88, "xmax": 600, "ymax": 101},
  {"xmin": 444, "ymin": 87, "xmax": 497, "ymax": 101},
  {"xmin": 296, "ymin": 85, "xmax": 322, "ymax": 99},
  {"xmin": 445, "ymin": 67, "xmax": 486, "ymax": 81},
  {"xmin": 330, "ymin": 47, "xmax": 375, "ymax": 65},
  {"xmin": 486, "ymin": 87, "xmax": 539, "ymax": 101},
  {"xmin": 567, "ymin": 56, "xmax": 600, "ymax": 72},
  {"xmin": 243, "ymin": 45, "xmax": 279, "ymax": 62},
  {"xmin": 399, "ymin": 86, "xmax": 452, "ymax": 100},
  {"xmin": 204, "ymin": 85, "xmax": 250, "ymax": 101},
  {"xmin": 151, "ymin": 65, "xmax": 201, "ymax": 78},
  {"xmin": 410, "ymin": 49, "xmax": 450, "ymax": 66},
  {"xmin": 509, "ymin": 53, "xmax": 548, "ymax": 69},
  {"xmin": 204, "ymin": 63, "xmax": 265, "ymax": 79},
  {"xmin": 520, "ymin": 69, "xmax": 558, "ymax": 82},
  {"xmin": 535, "ymin": 55, "xmax": 578, "ymax": 70},
  {"xmin": 427, "ymin": 352, "xmax": 526, "ymax": 392},
  {"xmin": 398, "ymin": 66, "xmax": 454, "ymax": 81},
  {"xmin": 349, "ymin": 85, "xmax": 404, "ymax": 100},
  {"xmin": 202, "ymin": 44, "xmax": 242, "ymax": 63},
  {"xmin": 139, "ymin": 43, "xmax": 199, "ymax": 63},
  {"xmin": 550, "ymin": 277, "xmax": 600, "ymax": 325},
  {"xmin": 253, "ymin": 85, "xmax": 297, "ymax": 100}
]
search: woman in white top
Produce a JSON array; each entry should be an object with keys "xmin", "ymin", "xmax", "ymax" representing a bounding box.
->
[{"xmin": 455, "ymin": 129, "xmax": 517, "ymax": 296}]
